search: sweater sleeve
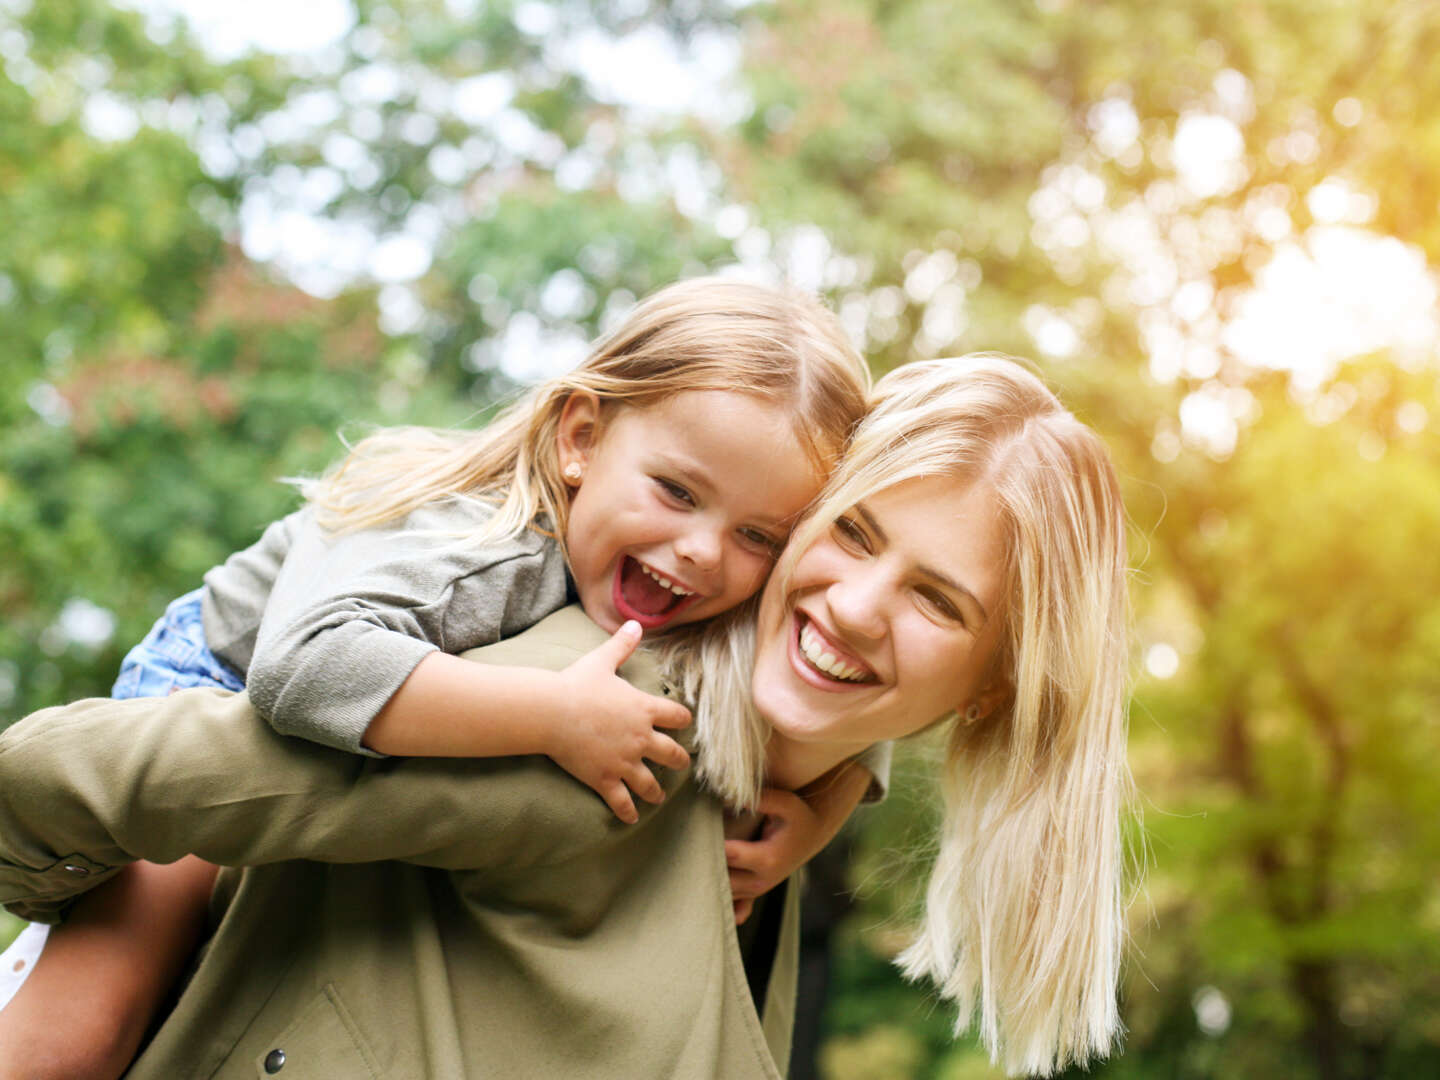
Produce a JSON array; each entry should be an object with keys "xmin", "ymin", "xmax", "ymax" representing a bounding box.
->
[
  {"xmin": 246, "ymin": 501, "xmax": 569, "ymax": 754},
  {"xmin": 0, "ymin": 609, "xmax": 667, "ymax": 923}
]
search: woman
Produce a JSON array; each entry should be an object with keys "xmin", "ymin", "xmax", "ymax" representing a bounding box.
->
[
  {"xmin": 669, "ymin": 354, "xmax": 1131, "ymax": 1075},
  {"xmin": 0, "ymin": 356, "xmax": 1131, "ymax": 1078}
]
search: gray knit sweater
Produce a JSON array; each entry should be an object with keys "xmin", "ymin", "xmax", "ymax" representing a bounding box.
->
[{"xmin": 200, "ymin": 499, "xmax": 570, "ymax": 754}]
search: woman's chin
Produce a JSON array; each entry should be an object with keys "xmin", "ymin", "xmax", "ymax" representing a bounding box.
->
[
  {"xmin": 752, "ymin": 667, "xmax": 814, "ymax": 742},
  {"xmin": 753, "ymin": 679, "xmax": 837, "ymax": 745}
]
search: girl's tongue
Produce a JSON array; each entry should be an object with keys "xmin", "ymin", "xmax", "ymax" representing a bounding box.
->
[{"xmin": 618, "ymin": 558, "xmax": 684, "ymax": 616}]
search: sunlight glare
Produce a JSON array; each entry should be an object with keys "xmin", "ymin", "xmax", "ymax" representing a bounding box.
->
[
  {"xmin": 1223, "ymin": 228, "xmax": 1439, "ymax": 389},
  {"xmin": 123, "ymin": 0, "xmax": 354, "ymax": 59}
]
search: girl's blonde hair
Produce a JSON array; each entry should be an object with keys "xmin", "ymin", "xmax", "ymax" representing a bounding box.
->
[
  {"xmin": 299, "ymin": 277, "xmax": 871, "ymax": 554},
  {"xmin": 675, "ymin": 355, "xmax": 1131, "ymax": 1076}
]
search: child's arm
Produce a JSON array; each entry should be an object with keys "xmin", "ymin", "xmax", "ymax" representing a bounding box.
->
[
  {"xmin": 0, "ymin": 857, "xmax": 216, "ymax": 1080},
  {"xmin": 362, "ymin": 620, "xmax": 693, "ymax": 824},
  {"xmin": 724, "ymin": 758, "xmax": 875, "ymax": 924},
  {"xmin": 0, "ymin": 635, "xmax": 693, "ymax": 911}
]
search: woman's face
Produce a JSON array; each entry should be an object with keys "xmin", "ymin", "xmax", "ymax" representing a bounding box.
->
[{"xmin": 751, "ymin": 474, "xmax": 1011, "ymax": 754}]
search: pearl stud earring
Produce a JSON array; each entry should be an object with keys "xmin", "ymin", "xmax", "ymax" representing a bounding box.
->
[{"xmin": 563, "ymin": 463, "xmax": 583, "ymax": 483}]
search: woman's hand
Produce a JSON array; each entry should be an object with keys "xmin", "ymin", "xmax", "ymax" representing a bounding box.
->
[
  {"xmin": 551, "ymin": 620, "xmax": 693, "ymax": 824},
  {"xmin": 724, "ymin": 760, "xmax": 874, "ymax": 924}
]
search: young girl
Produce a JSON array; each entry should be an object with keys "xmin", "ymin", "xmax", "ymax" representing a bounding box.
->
[{"xmin": 0, "ymin": 275, "xmax": 875, "ymax": 1077}]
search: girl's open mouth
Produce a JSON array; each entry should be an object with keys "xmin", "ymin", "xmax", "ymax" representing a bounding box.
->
[{"xmin": 613, "ymin": 556, "xmax": 702, "ymax": 628}]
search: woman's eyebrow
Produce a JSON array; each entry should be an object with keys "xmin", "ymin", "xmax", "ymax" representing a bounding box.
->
[
  {"xmin": 854, "ymin": 502, "xmax": 888, "ymax": 542},
  {"xmin": 918, "ymin": 566, "xmax": 989, "ymax": 624},
  {"xmin": 856, "ymin": 501, "xmax": 989, "ymax": 623}
]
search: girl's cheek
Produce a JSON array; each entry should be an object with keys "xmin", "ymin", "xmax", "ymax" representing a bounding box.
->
[{"xmin": 745, "ymin": 554, "xmax": 777, "ymax": 595}]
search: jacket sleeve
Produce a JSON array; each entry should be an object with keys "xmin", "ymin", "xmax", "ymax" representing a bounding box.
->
[{"xmin": 0, "ymin": 612, "xmax": 675, "ymax": 923}]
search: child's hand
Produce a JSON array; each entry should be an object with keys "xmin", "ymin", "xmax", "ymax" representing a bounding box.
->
[{"xmin": 552, "ymin": 620, "xmax": 692, "ymax": 824}]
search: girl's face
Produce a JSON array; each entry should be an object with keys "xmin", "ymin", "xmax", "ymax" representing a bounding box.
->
[
  {"xmin": 751, "ymin": 475, "xmax": 1011, "ymax": 755},
  {"xmin": 558, "ymin": 390, "xmax": 823, "ymax": 633}
]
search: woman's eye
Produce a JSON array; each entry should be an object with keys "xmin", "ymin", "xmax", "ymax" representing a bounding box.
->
[
  {"xmin": 832, "ymin": 515, "xmax": 869, "ymax": 552},
  {"xmin": 919, "ymin": 588, "xmax": 963, "ymax": 625},
  {"xmin": 654, "ymin": 478, "xmax": 695, "ymax": 506},
  {"xmin": 739, "ymin": 527, "xmax": 784, "ymax": 557}
]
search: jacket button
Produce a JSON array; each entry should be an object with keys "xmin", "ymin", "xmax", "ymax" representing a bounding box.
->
[{"xmin": 263, "ymin": 1048, "xmax": 286, "ymax": 1073}]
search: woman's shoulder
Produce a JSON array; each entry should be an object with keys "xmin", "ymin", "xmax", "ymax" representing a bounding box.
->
[{"xmin": 461, "ymin": 606, "xmax": 667, "ymax": 698}]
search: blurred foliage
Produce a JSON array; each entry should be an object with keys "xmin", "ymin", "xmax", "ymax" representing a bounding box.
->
[
  {"xmin": 1, "ymin": 1, "xmax": 1438, "ymax": 1077},
  {"xmin": 0, "ymin": 910, "xmax": 19, "ymax": 952}
]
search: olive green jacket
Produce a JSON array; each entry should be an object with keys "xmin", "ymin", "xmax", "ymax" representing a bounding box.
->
[{"xmin": 0, "ymin": 607, "xmax": 798, "ymax": 1079}]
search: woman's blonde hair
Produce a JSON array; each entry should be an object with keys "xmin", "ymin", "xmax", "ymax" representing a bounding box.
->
[
  {"xmin": 674, "ymin": 354, "xmax": 1131, "ymax": 1075},
  {"xmin": 298, "ymin": 277, "xmax": 871, "ymax": 555}
]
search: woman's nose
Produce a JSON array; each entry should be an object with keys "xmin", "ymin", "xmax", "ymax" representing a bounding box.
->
[{"xmin": 826, "ymin": 566, "xmax": 888, "ymax": 642}]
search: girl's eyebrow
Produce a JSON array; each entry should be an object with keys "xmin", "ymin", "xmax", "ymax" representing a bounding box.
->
[
  {"xmin": 853, "ymin": 501, "xmax": 990, "ymax": 624},
  {"xmin": 651, "ymin": 450, "xmax": 711, "ymax": 491}
]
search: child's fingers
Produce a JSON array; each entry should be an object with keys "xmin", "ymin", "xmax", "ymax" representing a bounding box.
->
[
  {"xmin": 627, "ymin": 765, "xmax": 666, "ymax": 806},
  {"xmin": 645, "ymin": 732, "xmax": 690, "ymax": 772},
  {"xmin": 648, "ymin": 700, "xmax": 692, "ymax": 729},
  {"xmin": 585, "ymin": 620, "xmax": 644, "ymax": 674},
  {"xmin": 601, "ymin": 781, "xmax": 640, "ymax": 825}
]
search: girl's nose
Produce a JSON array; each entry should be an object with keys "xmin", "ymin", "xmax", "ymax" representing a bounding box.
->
[
  {"xmin": 826, "ymin": 565, "xmax": 888, "ymax": 643},
  {"xmin": 674, "ymin": 523, "xmax": 723, "ymax": 572}
]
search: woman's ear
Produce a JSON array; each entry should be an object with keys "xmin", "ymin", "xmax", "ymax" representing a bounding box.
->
[
  {"xmin": 961, "ymin": 675, "xmax": 1012, "ymax": 725},
  {"xmin": 556, "ymin": 391, "xmax": 602, "ymax": 484}
]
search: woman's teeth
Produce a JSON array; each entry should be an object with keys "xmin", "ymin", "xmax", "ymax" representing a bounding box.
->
[
  {"xmin": 641, "ymin": 565, "xmax": 693, "ymax": 596},
  {"xmin": 799, "ymin": 620, "xmax": 868, "ymax": 682}
]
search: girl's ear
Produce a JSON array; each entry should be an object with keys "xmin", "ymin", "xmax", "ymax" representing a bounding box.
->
[{"xmin": 556, "ymin": 391, "xmax": 603, "ymax": 482}]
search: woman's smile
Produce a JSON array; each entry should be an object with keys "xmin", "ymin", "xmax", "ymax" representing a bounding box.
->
[{"xmin": 791, "ymin": 611, "xmax": 877, "ymax": 687}]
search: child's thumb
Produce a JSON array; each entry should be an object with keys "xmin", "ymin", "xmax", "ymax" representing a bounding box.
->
[{"xmin": 597, "ymin": 619, "xmax": 643, "ymax": 670}]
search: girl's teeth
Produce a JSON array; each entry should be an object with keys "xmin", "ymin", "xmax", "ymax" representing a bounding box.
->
[
  {"xmin": 642, "ymin": 565, "xmax": 692, "ymax": 596},
  {"xmin": 799, "ymin": 621, "xmax": 866, "ymax": 682}
]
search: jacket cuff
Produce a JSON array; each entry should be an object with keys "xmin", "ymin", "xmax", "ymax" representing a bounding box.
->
[{"xmin": 0, "ymin": 852, "xmax": 118, "ymax": 924}]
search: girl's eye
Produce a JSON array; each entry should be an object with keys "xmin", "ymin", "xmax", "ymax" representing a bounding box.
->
[
  {"xmin": 654, "ymin": 478, "xmax": 695, "ymax": 506},
  {"xmin": 832, "ymin": 515, "xmax": 869, "ymax": 553},
  {"xmin": 739, "ymin": 527, "xmax": 784, "ymax": 557}
]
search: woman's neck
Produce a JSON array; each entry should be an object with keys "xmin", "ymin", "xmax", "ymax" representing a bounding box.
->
[{"xmin": 762, "ymin": 731, "xmax": 867, "ymax": 792}]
